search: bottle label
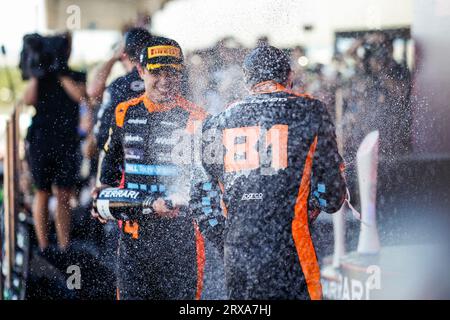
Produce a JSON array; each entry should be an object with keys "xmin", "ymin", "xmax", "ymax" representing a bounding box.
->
[
  {"xmin": 97, "ymin": 199, "xmax": 115, "ymax": 220},
  {"xmin": 99, "ymin": 188, "xmax": 140, "ymax": 199}
]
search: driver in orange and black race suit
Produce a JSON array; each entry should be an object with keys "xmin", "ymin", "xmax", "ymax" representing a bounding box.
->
[
  {"xmin": 92, "ymin": 36, "xmax": 224, "ymax": 300},
  {"xmin": 197, "ymin": 45, "xmax": 347, "ymax": 300}
]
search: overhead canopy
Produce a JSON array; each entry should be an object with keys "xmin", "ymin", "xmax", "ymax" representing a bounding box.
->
[{"xmin": 44, "ymin": 0, "xmax": 172, "ymax": 31}]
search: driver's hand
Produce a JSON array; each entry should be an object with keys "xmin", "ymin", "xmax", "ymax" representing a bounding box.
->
[
  {"xmin": 90, "ymin": 185, "xmax": 110, "ymax": 224},
  {"xmin": 152, "ymin": 197, "xmax": 180, "ymax": 219}
]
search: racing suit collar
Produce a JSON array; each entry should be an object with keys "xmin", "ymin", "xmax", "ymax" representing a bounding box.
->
[
  {"xmin": 251, "ymin": 80, "xmax": 287, "ymax": 94},
  {"xmin": 142, "ymin": 94, "xmax": 182, "ymax": 113},
  {"xmin": 251, "ymin": 80, "xmax": 313, "ymax": 99}
]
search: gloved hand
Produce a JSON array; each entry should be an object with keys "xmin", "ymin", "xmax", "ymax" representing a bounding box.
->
[{"xmin": 90, "ymin": 185, "xmax": 111, "ymax": 224}]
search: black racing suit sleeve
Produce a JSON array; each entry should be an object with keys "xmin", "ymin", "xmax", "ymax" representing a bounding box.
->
[
  {"xmin": 189, "ymin": 115, "xmax": 226, "ymax": 256},
  {"xmin": 309, "ymin": 101, "xmax": 346, "ymax": 214},
  {"xmin": 99, "ymin": 115, "xmax": 124, "ymax": 187},
  {"xmin": 94, "ymin": 85, "xmax": 119, "ymax": 152}
]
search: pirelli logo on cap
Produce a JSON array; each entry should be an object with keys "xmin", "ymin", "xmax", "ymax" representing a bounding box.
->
[{"xmin": 147, "ymin": 45, "xmax": 181, "ymax": 59}]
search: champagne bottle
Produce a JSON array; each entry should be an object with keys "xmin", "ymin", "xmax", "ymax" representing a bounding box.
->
[{"xmin": 92, "ymin": 188, "xmax": 163, "ymax": 221}]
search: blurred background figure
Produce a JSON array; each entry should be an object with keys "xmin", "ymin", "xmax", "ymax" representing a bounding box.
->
[
  {"xmin": 21, "ymin": 32, "xmax": 87, "ymax": 254},
  {"xmin": 184, "ymin": 37, "xmax": 247, "ymax": 114},
  {"xmin": 88, "ymin": 27, "xmax": 152, "ymax": 179},
  {"xmin": 341, "ymin": 32, "xmax": 412, "ymax": 165}
]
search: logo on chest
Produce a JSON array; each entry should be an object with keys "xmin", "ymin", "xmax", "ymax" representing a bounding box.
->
[
  {"xmin": 125, "ymin": 135, "xmax": 144, "ymax": 143},
  {"xmin": 154, "ymin": 136, "xmax": 180, "ymax": 145},
  {"xmin": 160, "ymin": 121, "xmax": 179, "ymax": 128},
  {"xmin": 127, "ymin": 118, "xmax": 148, "ymax": 125},
  {"xmin": 124, "ymin": 148, "xmax": 144, "ymax": 160}
]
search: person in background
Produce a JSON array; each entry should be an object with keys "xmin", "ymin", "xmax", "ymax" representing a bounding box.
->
[
  {"xmin": 85, "ymin": 28, "xmax": 152, "ymax": 179},
  {"xmin": 23, "ymin": 32, "xmax": 87, "ymax": 254},
  {"xmin": 342, "ymin": 33, "xmax": 412, "ymax": 163}
]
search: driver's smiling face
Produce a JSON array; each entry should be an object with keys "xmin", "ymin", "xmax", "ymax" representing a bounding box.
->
[{"xmin": 140, "ymin": 67, "xmax": 181, "ymax": 104}]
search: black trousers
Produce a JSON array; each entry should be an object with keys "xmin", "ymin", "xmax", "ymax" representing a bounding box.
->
[{"xmin": 116, "ymin": 219, "xmax": 199, "ymax": 300}]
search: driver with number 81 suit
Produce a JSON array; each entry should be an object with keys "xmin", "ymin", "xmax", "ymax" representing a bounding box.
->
[{"xmin": 199, "ymin": 45, "xmax": 347, "ymax": 300}]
